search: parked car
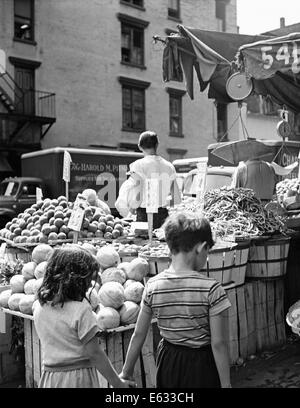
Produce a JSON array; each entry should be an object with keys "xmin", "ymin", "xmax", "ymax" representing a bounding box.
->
[
  {"xmin": 182, "ymin": 165, "xmax": 236, "ymax": 196},
  {"xmin": 0, "ymin": 177, "xmax": 44, "ymax": 228}
]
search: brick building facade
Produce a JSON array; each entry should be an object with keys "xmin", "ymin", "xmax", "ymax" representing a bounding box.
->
[{"xmin": 0, "ymin": 0, "xmax": 238, "ymax": 175}]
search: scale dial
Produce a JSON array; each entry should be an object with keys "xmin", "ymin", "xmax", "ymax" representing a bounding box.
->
[{"xmin": 277, "ymin": 120, "xmax": 292, "ymax": 139}]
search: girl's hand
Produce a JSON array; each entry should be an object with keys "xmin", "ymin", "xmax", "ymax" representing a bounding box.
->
[
  {"xmin": 119, "ymin": 372, "xmax": 137, "ymax": 388},
  {"xmin": 119, "ymin": 378, "xmax": 137, "ymax": 388}
]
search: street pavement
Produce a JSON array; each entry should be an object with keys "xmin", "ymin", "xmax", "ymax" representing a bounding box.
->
[{"xmin": 231, "ymin": 334, "xmax": 300, "ymax": 388}]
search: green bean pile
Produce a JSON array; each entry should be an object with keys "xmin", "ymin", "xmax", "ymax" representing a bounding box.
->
[{"xmin": 172, "ymin": 188, "xmax": 287, "ymax": 239}]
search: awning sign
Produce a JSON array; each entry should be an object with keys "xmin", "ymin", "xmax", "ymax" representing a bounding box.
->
[{"xmin": 239, "ymin": 35, "xmax": 300, "ymax": 80}]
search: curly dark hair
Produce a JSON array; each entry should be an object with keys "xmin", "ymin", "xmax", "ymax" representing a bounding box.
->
[
  {"xmin": 163, "ymin": 212, "xmax": 215, "ymax": 255},
  {"xmin": 37, "ymin": 244, "xmax": 100, "ymax": 307}
]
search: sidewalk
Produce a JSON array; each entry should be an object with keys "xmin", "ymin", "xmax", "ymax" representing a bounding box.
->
[{"xmin": 231, "ymin": 335, "xmax": 300, "ymax": 388}]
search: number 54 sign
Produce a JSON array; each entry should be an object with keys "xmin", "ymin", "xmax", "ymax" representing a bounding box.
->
[
  {"xmin": 261, "ymin": 42, "xmax": 300, "ymax": 73},
  {"xmin": 240, "ymin": 35, "xmax": 300, "ymax": 80}
]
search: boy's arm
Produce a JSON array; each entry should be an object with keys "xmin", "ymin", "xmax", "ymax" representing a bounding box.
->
[
  {"xmin": 85, "ymin": 336, "xmax": 135, "ymax": 388},
  {"xmin": 120, "ymin": 304, "xmax": 153, "ymax": 380},
  {"xmin": 209, "ymin": 311, "xmax": 232, "ymax": 388}
]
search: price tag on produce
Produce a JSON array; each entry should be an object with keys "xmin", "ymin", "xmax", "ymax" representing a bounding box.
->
[
  {"xmin": 196, "ymin": 160, "xmax": 207, "ymax": 213},
  {"xmin": 67, "ymin": 195, "xmax": 85, "ymax": 232},
  {"xmin": 36, "ymin": 187, "xmax": 43, "ymax": 203},
  {"xmin": 145, "ymin": 179, "xmax": 159, "ymax": 214},
  {"xmin": 63, "ymin": 151, "xmax": 72, "ymax": 183}
]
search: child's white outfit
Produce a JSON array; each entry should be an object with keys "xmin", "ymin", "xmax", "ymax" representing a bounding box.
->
[{"xmin": 33, "ymin": 298, "xmax": 101, "ymax": 388}]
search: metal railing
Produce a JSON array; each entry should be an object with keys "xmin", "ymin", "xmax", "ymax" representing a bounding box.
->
[{"xmin": 0, "ymin": 69, "xmax": 56, "ymax": 120}]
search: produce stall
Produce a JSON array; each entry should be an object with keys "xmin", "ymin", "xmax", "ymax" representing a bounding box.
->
[{"xmin": 0, "ymin": 183, "xmax": 296, "ymax": 386}]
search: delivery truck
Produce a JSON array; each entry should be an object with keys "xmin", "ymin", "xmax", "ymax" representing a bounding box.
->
[{"xmin": 0, "ymin": 147, "xmax": 143, "ymax": 226}]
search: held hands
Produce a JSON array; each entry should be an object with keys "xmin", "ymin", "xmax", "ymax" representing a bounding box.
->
[{"xmin": 119, "ymin": 372, "xmax": 137, "ymax": 388}]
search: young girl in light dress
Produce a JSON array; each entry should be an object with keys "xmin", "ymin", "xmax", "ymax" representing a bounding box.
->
[{"xmin": 33, "ymin": 245, "xmax": 134, "ymax": 388}]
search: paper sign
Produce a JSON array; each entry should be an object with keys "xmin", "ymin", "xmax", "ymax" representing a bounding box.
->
[
  {"xmin": 63, "ymin": 151, "xmax": 72, "ymax": 182},
  {"xmin": 196, "ymin": 161, "xmax": 207, "ymax": 212},
  {"xmin": 67, "ymin": 195, "xmax": 85, "ymax": 232},
  {"xmin": 36, "ymin": 187, "xmax": 43, "ymax": 203},
  {"xmin": 145, "ymin": 179, "xmax": 159, "ymax": 213},
  {"xmin": 0, "ymin": 49, "xmax": 6, "ymax": 74}
]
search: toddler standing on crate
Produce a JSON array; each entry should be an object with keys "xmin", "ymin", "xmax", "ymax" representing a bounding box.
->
[
  {"xmin": 120, "ymin": 212, "xmax": 232, "ymax": 388},
  {"xmin": 33, "ymin": 244, "xmax": 135, "ymax": 388}
]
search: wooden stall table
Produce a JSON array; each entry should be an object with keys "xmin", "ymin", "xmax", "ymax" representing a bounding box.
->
[{"xmin": 0, "ymin": 308, "xmax": 157, "ymax": 388}]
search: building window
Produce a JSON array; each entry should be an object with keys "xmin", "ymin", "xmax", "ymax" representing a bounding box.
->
[
  {"xmin": 118, "ymin": 77, "xmax": 150, "ymax": 132},
  {"xmin": 121, "ymin": 24, "xmax": 144, "ymax": 66},
  {"xmin": 215, "ymin": 0, "xmax": 227, "ymax": 32},
  {"xmin": 168, "ymin": 0, "xmax": 180, "ymax": 20},
  {"xmin": 166, "ymin": 87, "xmax": 185, "ymax": 137},
  {"xmin": 120, "ymin": 0, "xmax": 144, "ymax": 8},
  {"xmin": 216, "ymin": 103, "xmax": 228, "ymax": 142},
  {"xmin": 14, "ymin": 0, "xmax": 34, "ymax": 41},
  {"xmin": 117, "ymin": 14, "xmax": 149, "ymax": 68}
]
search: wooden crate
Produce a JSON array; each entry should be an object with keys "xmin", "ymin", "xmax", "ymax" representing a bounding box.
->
[
  {"xmin": 223, "ymin": 285, "xmax": 248, "ymax": 365},
  {"xmin": 244, "ymin": 282, "xmax": 256, "ymax": 356},
  {"xmin": 144, "ymin": 257, "xmax": 170, "ymax": 277},
  {"xmin": 97, "ymin": 323, "xmax": 156, "ymax": 388},
  {"xmin": 4, "ymin": 246, "xmax": 32, "ymax": 263},
  {"xmin": 249, "ymin": 278, "xmax": 286, "ymax": 353},
  {"xmin": 0, "ymin": 313, "xmax": 25, "ymax": 385},
  {"xmin": 246, "ymin": 237, "xmax": 291, "ymax": 278},
  {"xmin": 5, "ymin": 310, "xmax": 157, "ymax": 388},
  {"xmin": 118, "ymin": 252, "xmax": 138, "ymax": 263},
  {"xmin": 200, "ymin": 244, "xmax": 236, "ymax": 285},
  {"xmin": 231, "ymin": 241, "xmax": 250, "ymax": 287}
]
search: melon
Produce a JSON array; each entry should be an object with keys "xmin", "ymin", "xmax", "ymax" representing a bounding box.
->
[
  {"xmin": 24, "ymin": 279, "xmax": 37, "ymax": 295},
  {"xmin": 124, "ymin": 281, "xmax": 144, "ymax": 304},
  {"xmin": 8, "ymin": 293, "xmax": 26, "ymax": 311},
  {"xmin": 96, "ymin": 307, "xmax": 120, "ymax": 330},
  {"xmin": 126, "ymin": 258, "xmax": 149, "ymax": 281},
  {"xmin": 19, "ymin": 294, "xmax": 35, "ymax": 315},
  {"xmin": 10, "ymin": 275, "xmax": 26, "ymax": 294},
  {"xmin": 123, "ymin": 279, "xmax": 138, "ymax": 290},
  {"xmin": 81, "ymin": 242, "xmax": 97, "ymax": 256},
  {"xmin": 98, "ymin": 282, "xmax": 125, "ymax": 309},
  {"xmin": 119, "ymin": 301, "xmax": 140, "ymax": 325},
  {"xmin": 86, "ymin": 288, "xmax": 99, "ymax": 310},
  {"xmin": 32, "ymin": 244, "xmax": 54, "ymax": 264},
  {"xmin": 34, "ymin": 261, "xmax": 48, "ymax": 279},
  {"xmin": 96, "ymin": 246, "xmax": 120, "ymax": 270},
  {"xmin": 22, "ymin": 262, "xmax": 37, "ymax": 281},
  {"xmin": 33, "ymin": 278, "xmax": 44, "ymax": 298},
  {"xmin": 118, "ymin": 262, "xmax": 131, "ymax": 275},
  {"xmin": 0, "ymin": 289, "xmax": 12, "ymax": 308},
  {"xmin": 101, "ymin": 267, "xmax": 126, "ymax": 285}
]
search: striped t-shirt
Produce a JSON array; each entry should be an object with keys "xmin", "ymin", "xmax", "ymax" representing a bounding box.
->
[{"xmin": 142, "ymin": 269, "xmax": 231, "ymax": 349}]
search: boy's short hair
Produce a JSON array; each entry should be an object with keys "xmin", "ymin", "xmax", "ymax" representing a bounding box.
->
[
  {"xmin": 163, "ymin": 212, "xmax": 215, "ymax": 254},
  {"xmin": 138, "ymin": 131, "xmax": 159, "ymax": 150}
]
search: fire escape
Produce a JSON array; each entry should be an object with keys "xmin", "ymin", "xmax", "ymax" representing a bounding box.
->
[{"xmin": 0, "ymin": 65, "xmax": 56, "ymax": 159}]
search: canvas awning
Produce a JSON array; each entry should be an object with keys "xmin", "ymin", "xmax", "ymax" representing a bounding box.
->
[{"xmin": 162, "ymin": 26, "xmax": 300, "ymax": 112}]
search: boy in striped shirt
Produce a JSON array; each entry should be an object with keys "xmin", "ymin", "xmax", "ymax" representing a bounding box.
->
[{"xmin": 120, "ymin": 212, "xmax": 232, "ymax": 388}]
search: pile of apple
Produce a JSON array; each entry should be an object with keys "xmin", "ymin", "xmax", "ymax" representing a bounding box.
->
[{"xmin": 0, "ymin": 196, "xmax": 131, "ymax": 245}]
